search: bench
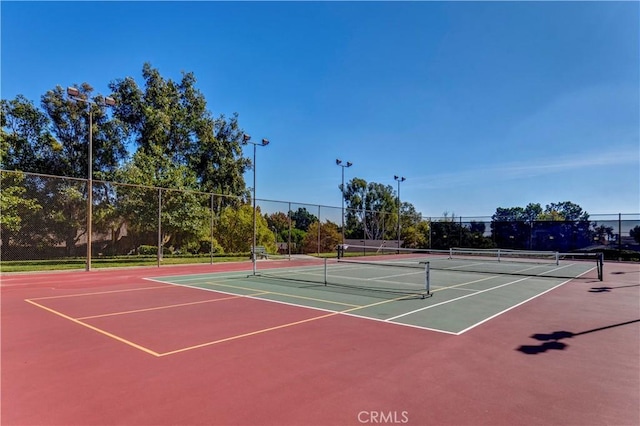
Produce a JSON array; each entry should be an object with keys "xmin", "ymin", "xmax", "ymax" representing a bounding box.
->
[{"xmin": 251, "ymin": 246, "xmax": 269, "ymax": 260}]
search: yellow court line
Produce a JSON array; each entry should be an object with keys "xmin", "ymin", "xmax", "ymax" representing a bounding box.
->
[
  {"xmin": 204, "ymin": 280, "xmax": 362, "ymax": 308},
  {"xmin": 26, "ymin": 280, "xmax": 416, "ymax": 358},
  {"xmin": 24, "ymin": 299, "xmax": 161, "ymax": 357},
  {"xmin": 158, "ymin": 312, "xmax": 339, "ymax": 356},
  {"xmin": 29, "ymin": 285, "xmax": 176, "ymax": 301},
  {"xmin": 158, "ymin": 292, "xmax": 413, "ymax": 357},
  {"xmin": 76, "ymin": 292, "xmax": 270, "ymax": 320}
]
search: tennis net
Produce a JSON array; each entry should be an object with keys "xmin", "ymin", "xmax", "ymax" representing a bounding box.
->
[
  {"xmin": 251, "ymin": 257, "xmax": 431, "ymax": 298},
  {"xmin": 338, "ymin": 244, "xmax": 603, "ymax": 281}
]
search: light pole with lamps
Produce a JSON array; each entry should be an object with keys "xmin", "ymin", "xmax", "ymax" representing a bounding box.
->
[
  {"xmin": 242, "ymin": 134, "xmax": 269, "ymax": 275},
  {"xmin": 67, "ymin": 86, "xmax": 116, "ymax": 271},
  {"xmin": 394, "ymin": 175, "xmax": 406, "ymax": 249},
  {"xmin": 336, "ymin": 159, "xmax": 352, "ymax": 245}
]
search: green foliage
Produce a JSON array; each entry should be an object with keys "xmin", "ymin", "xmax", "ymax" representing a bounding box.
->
[
  {"xmin": 109, "ymin": 63, "xmax": 249, "ymax": 201},
  {"xmin": 402, "ymin": 220, "xmax": 429, "ymax": 249},
  {"xmin": 593, "ymin": 224, "xmax": 615, "ymax": 244},
  {"xmin": 0, "ymin": 173, "xmax": 41, "ymax": 233},
  {"xmin": 137, "ymin": 245, "xmax": 157, "ymax": 255},
  {"xmin": 40, "ymin": 84, "xmax": 127, "ymax": 180},
  {"xmin": 0, "ymin": 95, "xmax": 54, "ymax": 172},
  {"xmin": 265, "ymin": 211, "xmax": 289, "ymax": 234},
  {"xmin": 289, "ymin": 228, "xmax": 306, "ymax": 253},
  {"xmin": 630, "ymin": 226, "xmax": 640, "ymax": 244},
  {"xmin": 214, "ymin": 204, "xmax": 276, "ymax": 253},
  {"xmin": 544, "ymin": 201, "xmax": 589, "ymax": 221},
  {"xmin": 302, "ymin": 221, "xmax": 341, "ymax": 254},
  {"xmin": 491, "ymin": 201, "xmax": 592, "ymax": 251},
  {"xmin": 290, "ymin": 207, "xmax": 317, "ymax": 231},
  {"xmin": 199, "ymin": 238, "xmax": 224, "ymax": 255},
  {"xmin": 343, "ymin": 177, "xmax": 398, "ymax": 240}
]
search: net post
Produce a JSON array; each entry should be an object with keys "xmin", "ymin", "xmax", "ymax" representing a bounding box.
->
[
  {"xmin": 497, "ymin": 249, "xmax": 501, "ymax": 262},
  {"xmin": 424, "ymin": 261, "xmax": 430, "ymax": 298},
  {"xmin": 324, "ymin": 257, "xmax": 328, "ymax": 285},
  {"xmin": 448, "ymin": 248, "xmax": 452, "ymax": 259},
  {"xmin": 252, "ymin": 246, "xmax": 257, "ymax": 276},
  {"xmin": 555, "ymin": 251, "xmax": 560, "ymax": 266},
  {"xmin": 598, "ymin": 253, "xmax": 604, "ymax": 281}
]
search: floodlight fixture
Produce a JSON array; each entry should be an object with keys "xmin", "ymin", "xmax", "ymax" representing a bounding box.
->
[
  {"xmin": 336, "ymin": 158, "xmax": 354, "ymax": 244},
  {"xmin": 242, "ymin": 133, "xmax": 270, "ymax": 274},
  {"xmin": 67, "ymin": 87, "xmax": 81, "ymax": 98},
  {"xmin": 66, "ymin": 84, "xmax": 116, "ymax": 271}
]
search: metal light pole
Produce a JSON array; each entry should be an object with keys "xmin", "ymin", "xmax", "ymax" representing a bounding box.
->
[
  {"xmin": 336, "ymin": 159, "xmax": 352, "ymax": 244},
  {"xmin": 243, "ymin": 134, "xmax": 269, "ymax": 275},
  {"xmin": 67, "ymin": 87, "xmax": 116, "ymax": 271},
  {"xmin": 394, "ymin": 175, "xmax": 406, "ymax": 249}
]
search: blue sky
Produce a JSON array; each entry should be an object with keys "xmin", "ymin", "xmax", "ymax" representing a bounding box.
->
[{"xmin": 2, "ymin": 1, "xmax": 638, "ymax": 218}]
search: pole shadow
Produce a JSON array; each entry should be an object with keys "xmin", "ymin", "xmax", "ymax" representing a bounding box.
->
[
  {"xmin": 589, "ymin": 284, "xmax": 640, "ymax": 293},
  {"xmin": 516, "ymin": 319, "xmax": 640, "ymax": 355}
]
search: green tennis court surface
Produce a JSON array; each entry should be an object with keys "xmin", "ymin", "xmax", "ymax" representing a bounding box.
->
[{"xmin": 149, "ymin": 254, "xmax": 601, "ymax": 334}]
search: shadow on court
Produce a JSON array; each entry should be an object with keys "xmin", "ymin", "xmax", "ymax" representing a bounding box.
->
[
  {"xmin": 589, "ymin": 284, "xmax": 640, "ymax": 292},
  {"xmin": 516, "ymin": 319, "xmax": 640, "ymax": 355}
]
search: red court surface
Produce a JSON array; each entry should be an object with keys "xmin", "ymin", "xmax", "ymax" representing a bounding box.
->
[{"xmin": 2, "ymin": 261, "xmax": 639, "ymax": 425}]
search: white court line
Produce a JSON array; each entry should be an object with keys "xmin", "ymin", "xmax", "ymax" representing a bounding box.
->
[
  {"xmin": 454, "ymin": 279, "xmax": 571, "ymax": 335},
  {"xmin": 144, "ymin": 276, "xmax": 453, "ymax": 334},
  {"xmin": 385, "ymin": 276, "xmax": 532, "ymax": 321}
]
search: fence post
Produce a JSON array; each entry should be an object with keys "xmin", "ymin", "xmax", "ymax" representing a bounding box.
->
[
  {"xmin": 288, "ymin": 202, "xmax": 292, "ymax": 258},
  {"xmin": 618, "ymin": 213, "xmax": 622, "ymax": 260},
  {"xmin": 210, "ymin": 193, "xmax": 214, "ymax": 265},
  {"xmin": 157, "ymin": 188, "xmax": 162, "ymax": 267},
  {"xmin": 317, "ymin": 205, "xmax": 321, "ymax": 256}
]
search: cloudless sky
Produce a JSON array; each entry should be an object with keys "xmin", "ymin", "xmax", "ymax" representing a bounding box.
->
[{"xmin": 2, "ymin": 1, "xmax": 639, "ymax": 218}]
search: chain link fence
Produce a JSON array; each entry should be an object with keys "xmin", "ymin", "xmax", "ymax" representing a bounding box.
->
[{"xmin": 2, "ymin": 170, "xmax": 639, "ymax": 270}]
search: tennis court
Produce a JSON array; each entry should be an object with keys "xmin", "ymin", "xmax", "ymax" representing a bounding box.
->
[
  {"xmin": 146, "ymin": 250, "xmax": 605, "ymax": 336},
  {"xmin": 2, "ymin": 255, "xmax": 638, "ymax": 425}
]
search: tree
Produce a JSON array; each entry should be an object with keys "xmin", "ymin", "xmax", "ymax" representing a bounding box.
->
[
  {"xmin": 344, "ymin": 177, "xmax": 367, "ymax": 238},
  {"xmin": 109, "ymin": 63, "xmax": 249, "ymax": 201},
  {"xmin": 105, "ymin": 63, "xmax": 252, "ymax": 253},
  {"xmin": 2, "ymin": 87, "xmax": 127, "ymax": 255},
  {"xmin": 630, "ymin": 226, "xmax": 640, "ymax": 244},
  {"xmin": 114, "ymin": 148, "xmax": 226, "ymax": 254},
  {"xmin": 491, "ymin": 207, "xmax": 534, "ymax": 249},
  {"xmin": 265, "ymin": 212, "xmax": 290, "ymax": 235},
  {"xmin": 1, "ymin": 96, "xmax": 55, "ymax": 172},
  {"xmin": 397, "ymin": 203, "xmax": 427, "ymax": 248},
  {"xmin": 0, "ymin": 99, "xmax": 49, "ymax": 257},
  {"xmin": 41, "ymin": 84, "xmax": 127, "ymax": 180},
  {"xmin": 544, "ymin": 202, "xmax": 589, "ymax": 221},
  {"xmin": 593, "ymin": 224, "xmax": 615, "ymax": 245},
  {"xmin": 301, "ymin": 221, "xmax": 341, "ymax": 254},
  {"xmin": 402, "ymin": 219, "xmax": 429, "ymax": 249},
  {"xmin": 290, "ymin": 207, "xmax": 318, "ymax": 231},
  {"xmin": 430, "ymin": 213, "xmax": 471, "ymax": 250},
  {"xmin": 214, "ymin": 204, "xmax": 275, "ymax": 253},
  {"xmin": 343, "ymin": 177, "xmax": 398, "ymax": 240},
  {"xmin": 492, "ymin": 201, "xmax": 592, "ymax": 251},
  {"xmin": 0, "ymin": 172, "xmax": 43, "ymax": 259}
]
